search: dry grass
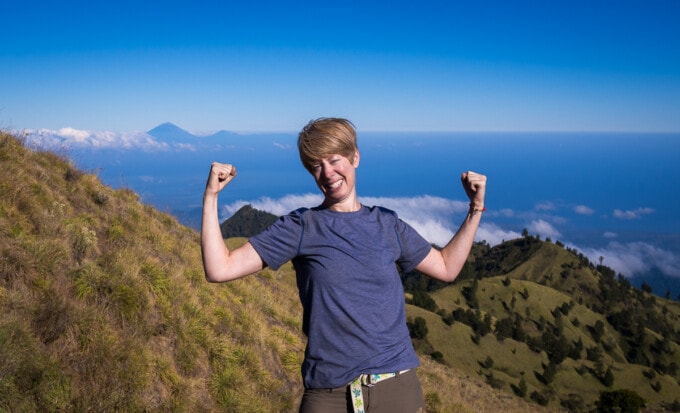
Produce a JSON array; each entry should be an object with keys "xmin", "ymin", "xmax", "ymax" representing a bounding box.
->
[
  {"xmin": 417, "ymin": 357, "xmax": 562, "ymax": 413},
  {"xmin": 1, "ymin": 132, "xmax": 304, "ymax": 411}
]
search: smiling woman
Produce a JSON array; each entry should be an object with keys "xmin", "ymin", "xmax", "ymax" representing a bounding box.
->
[{"xmin": 200, "ymin": 117, "xmax": 487, "ymax": 412}]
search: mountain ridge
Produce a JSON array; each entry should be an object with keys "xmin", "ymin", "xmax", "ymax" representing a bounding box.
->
[{"xmin": 147, "ymin": 122, "xmax": 239, "ymax": 143}]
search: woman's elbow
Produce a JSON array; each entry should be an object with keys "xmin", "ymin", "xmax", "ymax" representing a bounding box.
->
[
  {"xmin": 205, "ymin": 274, "xmax": 219, "ymax": 283},
  {"xmin": 203, "ymin": 267, "xmax": 228, "ymax": 283}
]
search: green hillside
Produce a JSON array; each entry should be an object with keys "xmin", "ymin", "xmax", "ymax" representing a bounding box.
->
[
  {"xmin": 220, "ymin": 204, "xmax": 278, "ymax": 238},
  {"xmin": 1, "ymin": 131, "xmax": 554, "ymax": 412},
  {"xmin": 406, "ymin": 237, "xmax": 680, "ymax": 412}
]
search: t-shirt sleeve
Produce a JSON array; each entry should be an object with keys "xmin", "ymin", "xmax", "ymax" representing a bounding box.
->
[
  {"xmin": 395, "ymin": 218, "xmax": 432, "ymax": 273},
  {"xmin": 249, "ymin": 210, "xmax": 304, "ymax": 271}
]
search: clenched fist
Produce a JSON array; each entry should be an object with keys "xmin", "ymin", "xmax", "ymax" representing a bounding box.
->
[
  {"xmin": 205, "ymin": 162, "xmax": 237, "ymax": 196},
  {"xmin": 461, "ymin": 170, "xmax": 486, "ymax": 210}
]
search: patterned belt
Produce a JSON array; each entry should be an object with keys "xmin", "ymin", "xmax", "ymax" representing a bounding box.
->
[{"xmin": 349, "ymin": 370, "xmax": 410, "ymax": 413}]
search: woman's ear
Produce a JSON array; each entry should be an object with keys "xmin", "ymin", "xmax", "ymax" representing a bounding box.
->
[{"xmin": 352, "ymin": 150, "xmax": 360, "ymax": 167}]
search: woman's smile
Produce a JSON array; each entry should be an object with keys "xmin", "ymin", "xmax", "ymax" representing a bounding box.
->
[{"xmin": 325, "ymin": 179, "xmax": 344, "ymax": 190}]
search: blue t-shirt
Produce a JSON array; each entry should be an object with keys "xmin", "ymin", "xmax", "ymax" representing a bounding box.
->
[{"xmin": 249, "ymin": 205, "xmax": 432, "ymax": 389}]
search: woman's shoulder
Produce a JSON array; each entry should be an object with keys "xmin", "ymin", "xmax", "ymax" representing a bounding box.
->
[{"xmin": 364, "ymin": 204, "xmax": 399, "ymax": 219}]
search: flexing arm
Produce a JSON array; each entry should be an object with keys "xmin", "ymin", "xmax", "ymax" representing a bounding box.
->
[
  {"xmin": 415, "ymin": 171, "xmax": 487, "ymax": 282},
  {"xmin": 201, "ymin": 162, "xmax": 264, "ymax": 283}
]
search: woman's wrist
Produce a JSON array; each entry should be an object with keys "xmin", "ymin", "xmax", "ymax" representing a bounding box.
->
[
  {"xmin": 203, "ymin": 190, "xmax": 219, "ymax": 204},
  {"xmin": 468, "ymin": 202, "xmax": 486, "ymax": 217},
  {"xmin": 469, "ymin": 202, "xmax": 485, "ymax": 211}
]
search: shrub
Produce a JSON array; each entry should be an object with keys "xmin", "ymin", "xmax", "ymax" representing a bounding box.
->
[
  {"xmin": 407, "ymin": 317, "xmax": 429, "ymax": 340},
  {"xmin": 411, "ymin": 290, "xmax": 437, "ymax": 312},
  {"xmin": 560, "ymin": 393, "xmax": 585, "ymax": 413},
  {"xmin": 430, "ymin": 351, "xmax": 444, "ymax": 364},
  {"xmin": 513, "ymin": 377, "xmax": 527, "ymax": 398},
  {"xmin": 601, "ymin": 366, "xmax": 614, "ymax": 387},
  {"xmin": 596, "ymin": 389, "xmax": 645, "ymax": 413}
]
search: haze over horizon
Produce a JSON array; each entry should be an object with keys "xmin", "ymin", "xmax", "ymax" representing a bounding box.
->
[{"xmin": 2, "ymin": 1, "xmax": 679, "ymax": 133}]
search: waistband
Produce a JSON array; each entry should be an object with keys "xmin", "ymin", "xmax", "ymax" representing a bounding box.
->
[{"xmin": 349, "ymin": 369, "xmax": 410, "ymax": 413}]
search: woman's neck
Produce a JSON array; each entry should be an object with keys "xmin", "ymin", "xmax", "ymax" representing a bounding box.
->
[{"xmin": 323, "ymin": 196, "xmax": 362, "ymax": 212}]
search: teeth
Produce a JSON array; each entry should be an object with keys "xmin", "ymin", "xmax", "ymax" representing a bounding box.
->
[{"xmin": 328, "ymin": 180, "xmax": 343, "ymax": 189}]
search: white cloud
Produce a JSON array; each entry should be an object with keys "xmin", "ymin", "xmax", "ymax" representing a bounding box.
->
[
  {"xmin": 527, "ymin": 219, "xmax": 562, "ymax": 239},
  {"xmin": 221, "ymin": 193, "xmax": 324, "ymax": 219},
  {"xmin": 23, "ymin": 128, "xmax": 169, "ymax": 151},
  {"xmin": 574, "ymin": 205, "xmax": 594, "ymax": 215},
  {"xmin": 574, "ymin": 241, "xmax": 680, "ymax": 278},
  {"xmin": 173, "ymin": 143, "xmax": 198, "ymax": 151},
  {"xmin": 613, "ymin": 207, "xmax": 654, "ymax": 219},
  {"xmin": 58, "ymin": 127, "xmax": 90, "ymax": 141},
  {"xmin": 498, "ymin": 208, "xmax": 515, "ymax": 217},
  {"xmin": 603, "ymin": 231, "xmax": 618, "ymax": 239},
  {"xmin": 535, "ymin": 201, "xmax": 556, "ymax": 211},
  {"xmin": 477, "ymin": 223, "xmax": 522, "ymax": 246},
  {"xmin": 273, "ymin": 142, "xmax": 292, "ymax": 150},
  {"xmin": 139, "ymin": 176, "xmax": 161, "ymax": 183}
]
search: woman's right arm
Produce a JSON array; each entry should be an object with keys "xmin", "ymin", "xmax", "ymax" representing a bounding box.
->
[{"xmin": 201, "ymin": 162, "xmax": 265, "ymax": 283}]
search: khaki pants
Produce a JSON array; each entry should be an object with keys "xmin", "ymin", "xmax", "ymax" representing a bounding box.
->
[{"xmin": 299, "ymin": 369, "xmax": 424, "ymax": 413}]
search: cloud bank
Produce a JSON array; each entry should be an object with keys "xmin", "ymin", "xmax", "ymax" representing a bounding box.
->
[
  {"xmin": 22, "ymin": 128, "xmax": 170, "ymax": 151},
  {"xmin": 574, "ymin": 241, "xmax": 680, "ymax": 279},
  {"xmin": 614, "ymin": 207, "xmax": 655, "ymax": 220},
  {"xmin": 220, "ymin": 193, "xmax": 679, "ymax": 280}
]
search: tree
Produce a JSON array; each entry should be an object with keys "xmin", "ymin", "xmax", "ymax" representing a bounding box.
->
[
  {"xmin": 407, "ymin": 317, "xmax": 428, "ymax": 340},
  {"xmin": 494, "ymin": 317, "xmax": 514, "ymax": 342},
  {"xmin": 541, "ymin": 361, "xmax": 557, "ymax": 384},
  {"xmin": 411, "ymin": 290, "xmax": 437, "ymax": 312},
  {"xmin": 515, "ymin": 377, "xmax": 527, "ymax": 398},
  {"xmin": 590, "ymin": 320, "xmax": 605, "ymax": 342},
  {"xmin": 601, "ymin": 366, "xmax": 614, "ymax": 387},
  {"xmin": 481, "ymin": 356, "xmax": 494, "ymax": 369},
  {"xmin": 430, "ymin": 351, "xmax": 444, "ymax": 363},
  {"xmin": 569, "ymin": 337, "xmax": 583, "ymax": 360},
  {"xmin": 462, "ymin": 278, "xmax": 479, "ymax": 308},
  {"xmin": 596, "ymin": 389, "xmax": 646, "ymax": 413}
]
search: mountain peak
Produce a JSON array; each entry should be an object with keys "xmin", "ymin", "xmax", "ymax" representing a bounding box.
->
[{"xmin": 147, "ymin": 122, "xmax": 196, "ymax": 142}]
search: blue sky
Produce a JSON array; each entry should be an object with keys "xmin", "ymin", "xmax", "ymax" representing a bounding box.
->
[{"xmin": 3, "ymin": 0, "xmax": 680, "ymax": 133}]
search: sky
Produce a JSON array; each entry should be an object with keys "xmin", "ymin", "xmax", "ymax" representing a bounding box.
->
[{"xmin": 2, "ymin": 0, "xmax": 680, "ymax": 133}]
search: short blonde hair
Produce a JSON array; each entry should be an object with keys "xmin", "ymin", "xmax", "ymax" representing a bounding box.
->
[{"xmin": 298, "ymin": 118, "xmax": 358, "ymax": 172}]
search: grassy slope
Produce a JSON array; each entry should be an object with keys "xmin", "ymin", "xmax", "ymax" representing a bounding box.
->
[
  {"xmin": 0, "ymin": 132, "xmax": 304, "ymax": 412},
  {"xmin": 0, "ymin": 131, "xmax": 555, "ymax": 412}
]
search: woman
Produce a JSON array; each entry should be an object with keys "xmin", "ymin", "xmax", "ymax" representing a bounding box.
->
[{"xmin": 201, "ymin": 118, "xmax": 486, "ymax": 413}]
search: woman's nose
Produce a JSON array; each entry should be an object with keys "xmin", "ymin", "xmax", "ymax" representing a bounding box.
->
[{"xmin": 321, "ymin": 165, "xmax": 334, "ymax": 179}]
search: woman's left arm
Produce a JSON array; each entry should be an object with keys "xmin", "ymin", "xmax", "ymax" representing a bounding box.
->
[{"xmin": 415, "ymin": 171, "xmax": 487, "ymax": 282}]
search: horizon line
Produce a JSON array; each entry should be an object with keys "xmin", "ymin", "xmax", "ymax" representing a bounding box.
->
[{"xmin": 13, "ymin": 124, "xmax": 680, "ymax": 136}]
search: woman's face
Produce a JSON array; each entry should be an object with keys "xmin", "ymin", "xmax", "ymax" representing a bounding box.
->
[{"xmin": 310, "ymin": 151, "xmax": 360, "ymax": 210}]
